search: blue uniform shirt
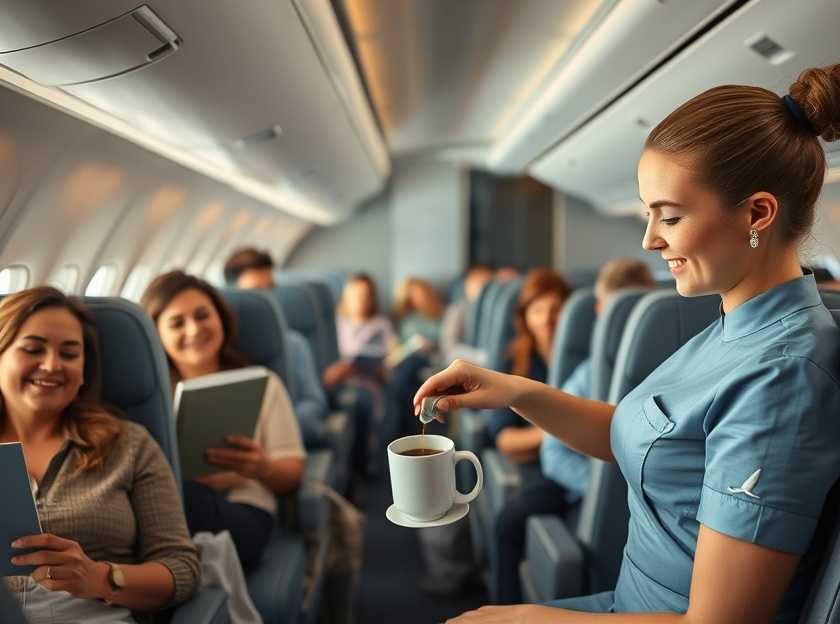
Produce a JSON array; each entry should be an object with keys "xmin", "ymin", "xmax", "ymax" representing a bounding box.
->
[
  {"xmin": 550, "ymin": 274, "xmax": 840, "ymax": 622},
  {"xmin": 540, "ymin": 359, "xmax": 592, "ymax": 501}
]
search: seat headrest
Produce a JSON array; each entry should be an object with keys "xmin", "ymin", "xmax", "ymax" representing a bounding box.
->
[
  {"xmin": 84, "ymin": 297, "xmax": 179, "ymax": 478},
  {"xmin": 820, "ymin": 289, "xmax": 840, "ymax": 310},
  {"xmin": 609, "ymin": 290, "xmax": 719, "ymax": 403},
  {"xmin": 271, "ymin": 283, "xmax": 319, "ymax": 334},
  {"xmin": 548, "ymin": 288, "xmax": 596, "ymax": 389},
  {"xmin": 221, "ymin": 289, "xmax": 289, "ymax": 385},
  {"xmin": 486, "ymin": 279, "xmax": 523, "ymax": 371},
  {"xmin": 590, "ymin": 289, "xmax": 650, "ymax": 402}
]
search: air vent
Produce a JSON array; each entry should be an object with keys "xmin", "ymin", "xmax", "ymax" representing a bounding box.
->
[
  {"xmin": 745, "ymin": 33, "xmax": 794, "ymax": 65},
  {"xmin": 0, "ymin": 5, "xmax": 180, "ymax": 86},
  {"xmin": 233, "ymin": 125, "xmax": 283, "ymax": 148}
]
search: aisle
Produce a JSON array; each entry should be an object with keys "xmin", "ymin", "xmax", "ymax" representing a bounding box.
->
[{"xmin": 356, "ymin": 475, "xmax": 487, "ymax": 623}]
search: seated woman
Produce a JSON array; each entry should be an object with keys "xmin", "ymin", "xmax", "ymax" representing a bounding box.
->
[
  {"xmin": 0, "ymin": 287, "xmax": 199, "ymax": 622},
  {"xmin": 386, "ymin": 278, "xmax": 445, "ymax": 443},
  {"xmin": 141, "ymin": 271, "xmax": 306, "ymax": 571},
  {"xmin": 496, "ymin": 258, "xmax": 656, "ymax": 604},
  {"xmin": 322, "ymin": 273, "xmax": 395, "ymax": 472},
  {"xmin": 488, "ymin": 268, "xmax": 575, "ymax": 602}
]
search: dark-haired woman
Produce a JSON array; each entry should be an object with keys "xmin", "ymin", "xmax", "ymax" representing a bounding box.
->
[
  {"xmin": 417, "ymin": 64, "xmax": 840, "ymax": 623},
  {"xmin": 0, "ymin": 287, "xmax": 199, "ymax": 622},
  {"xmin": 141, "ymin": 271, "xmax": 305, "ymax": 571}
]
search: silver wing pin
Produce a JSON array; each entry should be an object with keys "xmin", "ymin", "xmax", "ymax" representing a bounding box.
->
[{"xmin": 727, "ymin": 468, "xmax": 762, "ymax": 499}]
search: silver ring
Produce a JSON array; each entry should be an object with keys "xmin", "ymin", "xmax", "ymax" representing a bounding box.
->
[{"xmin": 46, "ymin": 566, "xmax": 52, "ymax": 580}]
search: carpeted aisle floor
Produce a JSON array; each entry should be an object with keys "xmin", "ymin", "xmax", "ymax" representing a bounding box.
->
[{"xmin": 356, "ymin": 476, "xmax": 487, "ymax": 623}]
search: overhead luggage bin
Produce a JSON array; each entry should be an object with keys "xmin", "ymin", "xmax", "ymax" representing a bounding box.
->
[
  {"xmin": 529, "ymin": 0, "xmax": 840, "ymax": 215},
  {"xmin": 0, "ymin": 0, "xmax": 389, "ymax": 224}
]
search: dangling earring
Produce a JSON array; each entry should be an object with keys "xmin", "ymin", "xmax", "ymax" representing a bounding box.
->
[{"xmin": 749, "ymin": 229, "xmax": 759, "ymax": 249}]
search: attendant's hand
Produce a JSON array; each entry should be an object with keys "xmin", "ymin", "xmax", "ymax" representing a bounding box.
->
[
  {"xmin": 322, "ymin": 360, "xmax": 354, "ymax": 388},
  {"xmin": 207, "ymin": 436, "xmax": 270, "ymax": 480},
  {"xmin": 11, "ymin": 533, "xmax": 109, "ymax": 599},
  {"xmin": 446, "ymin": 604, "xmax": 542, "ymax": 623},
  {"xmin": 413, "ymin": 359, "xmax": 521, "ymax": 420}
]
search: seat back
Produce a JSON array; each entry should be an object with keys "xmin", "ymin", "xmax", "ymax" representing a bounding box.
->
[
  {"xmin": 476, "ymin": 281, "xmax": 507, "ymax": 350},
  {"xmin": 820, "ymin": 290, "xmax": 840, "ymax": 309},
  {"xmin": 486, "ymin": 279, "xmax": 523, "ymax": 371},
  {"xmin": 270, "ymin": 282, "xmax": 327, "ymax": 374},
  {"xmin": 547, "ymin": 288, "xmax": 597, "ymax": 389},
  {"xmin": 798, "ymin": 308, "xmax": 840, "ymax": 624},
  {"xmin": 84, "ymin": 297, "xmax": 182, "ymax": 482},
  {"xmin": 303, "ymin": 280, "xmax": 340, "ymax": 366},
  {"xmin": 608, "ymin": 290, "xmax": 720, "ymax": 403},
  {"xmin": 577, "ymin": 290, "xmax": 719, "ymax": 593},
  {"xmin": 464, "ymin": 281, "xmax": 491, "ymax": 347},
  {"xmin": 221, "ymin": 289, "xmax": 290, "ymax": 387},
  {"xmin": 589, "ymin": 289, "xmax": 649, "ymax": 401}
]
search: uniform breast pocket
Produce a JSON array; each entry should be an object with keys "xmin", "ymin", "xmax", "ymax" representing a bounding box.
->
[{"xmin": 638, "ymin": 395, "xmax": 676, "ymax": 496}]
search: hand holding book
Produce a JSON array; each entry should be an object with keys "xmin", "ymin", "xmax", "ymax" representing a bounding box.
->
[{"xmin": 205, "ymin": 435, "xmax": 271, "ymax": 480}]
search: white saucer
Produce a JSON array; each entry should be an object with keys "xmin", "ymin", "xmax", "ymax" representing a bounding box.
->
[{"xmin": 386, "ymin": 503, "xmax": 469, "ymax": 528}]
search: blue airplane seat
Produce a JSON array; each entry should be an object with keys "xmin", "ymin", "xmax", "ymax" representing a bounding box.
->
[
  {"xmin": 819, "ymin": 289, "xmax": 840, "ymax": 309},
  {"xmin": 303, "ymin": 279, "xmax": 341, "ymax": 367},
  {"xmin": 84, "ymin": 297, "xmax": 229, "ymax": 624},
  {"xmin": 590, "ymin": 289, "xmax": 652, "ymax": 401},
  {"xmin": 799, "ymin": 309, "xmax": 840, "ymax": 624},
  {"xmin": 218, "ymin": 289, "xmax": 332, "ymax": 624},
  {"xmin": 0, "ymin": 582, "xmax": 25, "ymax": 624},
  {"xmin": 547, "ymin": 288, "xmax": 597, "ymax": 390},
  {"xmin": 463, "ymin": 281, "xmax": 491, "ymax": 347},
  {"xmin": 520, "ymin": 290, "xmax": 719, "ymax": 604},
  {"xmin": 269, "ymin": 282, "xmax": 353, "ymax": 493},
  {"xmin": 277, "ymin": 269, "xmax": 346, "ymax": 303}
]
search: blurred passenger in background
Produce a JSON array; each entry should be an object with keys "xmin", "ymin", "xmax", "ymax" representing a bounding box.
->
[
  {"xmin": 439, "ymin": 265, "xmax": 493, "ymax": 361},
  {"xmin": 392, "ymin": 277, "xmax": 444, "ymax": 351},
  {"xmin": 223, "ymin": 247, "xmax": 329, "ymax": 449},
  {"xmin": 495, "ymin": 258, "xmax": 655, "ymax": 604},
  {"xmin": 494, "ymin": 266, "xmax": 520, "ymax": 282}
]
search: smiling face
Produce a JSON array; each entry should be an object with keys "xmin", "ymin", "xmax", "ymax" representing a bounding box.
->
[
  {"xmin": 638, "ymin": 149, "xmax": 753, "ymax": 297},
  {"xmin": 524, "ymin": 291, "xmax": 563, "ymax": 359},
  {"xmin": 0, "ymin": 307, "xmax": 85, "ymax": 421},
  {"xmin": 156, "ymin": 288, "xmax": 225, "ymax": 378}
]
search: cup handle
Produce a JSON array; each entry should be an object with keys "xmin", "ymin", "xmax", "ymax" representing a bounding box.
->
[{"xmin": 453, "ymin": 450, "xmax": 483, "ymax": 504}]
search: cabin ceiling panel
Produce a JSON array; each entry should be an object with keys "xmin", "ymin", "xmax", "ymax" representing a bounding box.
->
[
  {"xmin": 342, "ymin": 0, "xmax": 605, "ymax": 157},
  {"xmin": 530, "ymin": 0, "xmax": 840, "ymax": 214}
]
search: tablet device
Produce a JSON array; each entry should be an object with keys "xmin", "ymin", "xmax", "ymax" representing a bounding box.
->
[
  {"xmin": 174, "ymin": 366, "xmax": 269, "ymax": 481},
  {"xmin": 0, "ymin": 442, "xmax": 41, "ymax": 576}
]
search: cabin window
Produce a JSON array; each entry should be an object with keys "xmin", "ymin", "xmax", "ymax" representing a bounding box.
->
[
  {"xmin": 48, "ymin": 265, "xmax": 80, "ymax": 293},
  {"xmin": 0, "ymin": 265, "xmax": 30, "ymax": 295},
  {"xmin": 85, "ymin": 265, "xmax": 118, "ymax": 296},
  {"xmin": 121, "ymin": 265, "xmax": 151, "ymax": 301}
]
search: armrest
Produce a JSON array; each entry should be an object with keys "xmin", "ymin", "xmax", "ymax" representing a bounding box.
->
[
  {"xmin": 246, "ymin": 531, "xmax": 307, "ymax": 624},
  {"xmin": 480, "ymin": 448, "xmax": 521, "ymax": 516},
  {"xmin": 523, "ymin": 514, "xmax": 584, "ymax": 602},
  {"xmin": 168, "ymin": 585, "xmax": 229, "ymax": 624},
  {"xmin": 298, "ymin": 449, "xmax": 334, "ymax": 534}
]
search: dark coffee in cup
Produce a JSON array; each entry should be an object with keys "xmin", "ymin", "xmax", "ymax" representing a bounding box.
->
[{"xmin": 398, "ymin": 448, "xmax": 443, "ymax": 457}]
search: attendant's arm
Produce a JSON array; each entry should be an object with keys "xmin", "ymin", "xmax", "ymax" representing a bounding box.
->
[
  {"xmin": 446, "ymin": 525, "xmax": 799, "ymax": 623},
  {"xmin": 415, "ymin": 359, "xmax": 615, "ymax": 462}
]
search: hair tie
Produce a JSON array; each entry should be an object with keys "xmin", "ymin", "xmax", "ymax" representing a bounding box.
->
[{"xmin": 782, "ymin": 94, "xmax": 817, "ymax": 135}]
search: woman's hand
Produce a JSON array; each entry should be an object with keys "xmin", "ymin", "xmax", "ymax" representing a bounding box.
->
[
  {"xmin": 206, "ymin": 435, "xmax": 270, "ymax": 480},
  {"xmin": 322, "ymin": 360, "xmax": 354, "ymax": 388},
  {"xmin": 446, "ymin": 604, "xmax": 547, "ymax": 623},
  {"xmin": 413, "ymin": 359, "xmax": 523, "ymax": 419},
  {"xmin": 11, "ymin": 533, "xmax": 109, "ymax": 599}
]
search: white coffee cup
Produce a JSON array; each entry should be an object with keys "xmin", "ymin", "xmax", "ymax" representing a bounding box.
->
[{"xmin": 387, "ymin": 434, "xmax": 483, "ymax": 522}]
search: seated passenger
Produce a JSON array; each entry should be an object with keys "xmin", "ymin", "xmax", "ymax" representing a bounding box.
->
[
  {"xmin": 223, "ymin": 247, "xmax": 329, "ymax": 448},
  {"xmin": 419, "ymin": 63, "xmax": 840, "ymax": 623},
  {"xmin": 392, "ymin": 277, "xmax": 444, "ymax": 353},
  {"xmin": 494, "ymin": 258, "xmax": 655, "ymax": 604},
  {"xmin": 141, "ymin": 271, "xmax": 306, "ymax": 571},
  {"xmin": 439, "ymin": 265, "xmax": 493, "ymax": 362},
  {"xmin": 0, "ymin": 287, "xmax": 199, "ymax": 621},
  {"xmin": 487, "ymin": 268, "xmax": 570, "ymax": 467}
]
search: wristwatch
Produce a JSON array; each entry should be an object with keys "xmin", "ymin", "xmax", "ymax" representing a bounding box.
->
[{"xmin": 103, "ymin": 562, "xmax": 126, "ymax": 603}]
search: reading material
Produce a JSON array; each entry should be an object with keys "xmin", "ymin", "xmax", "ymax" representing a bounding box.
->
[
  {"xmin": 174, "ymin": 366, "xmax": 269, "ymax": 481},
  {"xmin": 0, "ymin": 442, "xmax": 41, "ymax": 577}
]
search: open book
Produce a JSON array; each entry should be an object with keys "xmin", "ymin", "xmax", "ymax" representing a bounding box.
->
[
  {"xmin": 174, "ymin": 366, "xmax": 269, "ymax": 482},
  {"xmin": 0, "ymin": 442, "xmax": 42, "ymax": 576}
]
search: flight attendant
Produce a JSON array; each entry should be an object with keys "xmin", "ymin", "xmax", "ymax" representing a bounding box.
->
[{"xmin": 415, "ymin": 63, "xmax": 840, "ymax": 623}]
